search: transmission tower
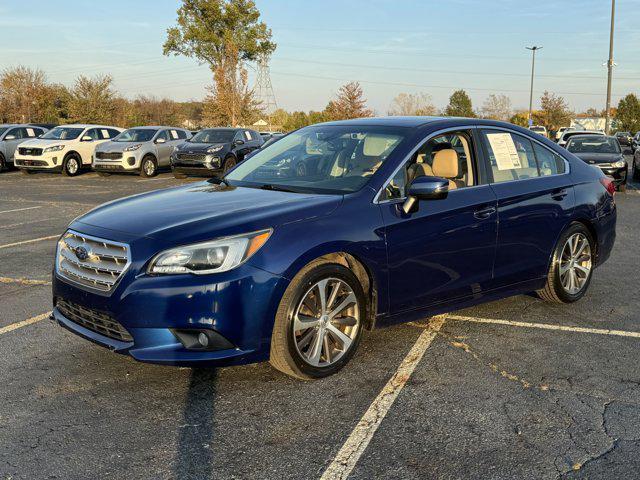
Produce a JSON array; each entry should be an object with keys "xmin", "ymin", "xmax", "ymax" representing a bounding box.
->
[{"xmin": 254, "ymin": 54, "xmax": 278, "ymax": 128}]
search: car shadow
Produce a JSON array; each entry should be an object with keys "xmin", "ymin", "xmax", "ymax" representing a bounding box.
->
[{"xmin": 174, "ymin": 368, "xmax": 218, "ymax": 479}]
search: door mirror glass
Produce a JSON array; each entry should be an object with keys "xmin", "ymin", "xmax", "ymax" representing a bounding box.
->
[
  {"xmin": 234, "ymin": 139, "xmax": 244, "ymax": 145},
  {"xmin": 4, "ymin": 135, "xmax": 16, "ymax": 140},
  {"xmin": 156, "ymin": 137, "xmax": 166, "ymax": 144},
  {"xmin": 402, "ymin": 175, "xmax": 449, "ymax": 214},
  {"xmin": 81, "ymin": 135, "xmax": 93, "ymax": 142}
]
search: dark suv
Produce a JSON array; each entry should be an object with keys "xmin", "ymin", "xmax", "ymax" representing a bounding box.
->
[{"xmin": 171, "ymin": 128, "xmax": 263, "ymax": 177}]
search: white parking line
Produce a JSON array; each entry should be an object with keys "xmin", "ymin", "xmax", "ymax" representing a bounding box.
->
[
  {"xmin": 320, "ymin": 315, "xmax": 446, "ymax": 480},
  {"xmin": 447, "ymin": 315, "xmax": 640, "ymax": 339},
  {"xmin": 0, "ymin": 206, "xmax": 42, "ymax": 215},
  {"xmin": 0, "ymin": 312, "xmax": 50, "ymax": 336},
  {"xmin": 0, "ymin": 235, "xmax": 59, "ymax": 250}
]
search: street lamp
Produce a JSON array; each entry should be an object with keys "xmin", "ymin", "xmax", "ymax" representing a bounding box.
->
[
  {"xmin": 526, "ymin": 46, "xmax": 542, "ymax": 127},
  {"xmin": 605, "ymin": 0, "xmax": 615, "ymax": 135}
]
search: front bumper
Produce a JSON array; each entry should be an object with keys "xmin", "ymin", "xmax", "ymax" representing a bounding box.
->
[
  {"xmin": 14, "ymin": 154, "xmax": 62, "ymax": 171},
  {"xmin": 171, "ymin": 165, "xmax": 223, "ymax": 177},
  {"xmin": 93, "ymin": 152, "xmax": 141, "ymax": 172},
  {"xmin": 52, "ymin": 256, "xmax": 289, "ymax": 367}
]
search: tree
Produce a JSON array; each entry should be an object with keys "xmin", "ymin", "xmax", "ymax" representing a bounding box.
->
[
  {"xmin": 388, "ymin": 92, "xmax": 436, "ymax": 116},
  {"xmin": 323, "ymin": 82, "xmax": 372, "ymax": 121},
  {"xmin": 163, "ymin": 0, "xmax": 275, "ymax": 126},
  {"xmin": 535, "ymin": 91, "xmax": 572, "ymax": 132},
  {"xmin": 0, "ymin": 66, "xmax": 68, "ymax": 124},
  {"xmin": 444, "ymin": 89, "xmax": 475, "ymax": 117},
  {"xmin": 67, "ymin": 74, "xmax": 118, "ymax": 124},
  {"xmin": 481, "ymin": 94, "xmax": 512, "ymax": 121},
  {"xmin": 615, "ymin": 94, "xmax": 640, "ymax": 133},
  {"xmin": 509, "ymin": 111, "xmax": 529, "ymax": 127}
]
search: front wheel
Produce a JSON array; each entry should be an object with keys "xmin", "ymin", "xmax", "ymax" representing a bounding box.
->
[
  {"xmin": 537, "ymin": 223, "xmax": 595, "ymax": 303},
  {"xmin": 140, "ymin": 155, "xmax": 158, "ymax": 177},
  {"xmin": 0, "ymin": 154, "xmax": 6, "ymax": 171},
  {"xmin": 270, "ymin": 262, "xmax": 365, "ymax": 380},
  {"xmin": 633, "ymin": 157, "xmax": 640, "ymax": 181},
  {"xmin": 222, "ymin": 156, "xmax": 237, "ymax": 173},
  {"xmin": 62, "ymin": 154, "xmax": 81, "ymax": 176}
]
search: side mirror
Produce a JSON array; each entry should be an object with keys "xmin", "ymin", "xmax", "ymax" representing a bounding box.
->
[
  {"xmin": 401, "ymin": 175, "xmax": 449, "ymax": 214},
  {"xmin": 156, "ymin": 137, "xmax": 166, "ymax": 144},
  {"xmin": 81, "ymin": 135, "xmax": 93, "ymax": 142},
  {"xmin": 4, "ymin": 135, "xmax": 16, "ymax": 140},
  {"xmin": 234, "ymin": 139, "xmax": 244, "ymax": 146}
]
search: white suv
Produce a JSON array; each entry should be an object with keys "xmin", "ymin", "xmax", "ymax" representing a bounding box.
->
[
  {"xmin": 93, "ymin": 126, "xmax": 191, "ymax": 177},
  {"xmin": 14, "ymin": 124, "xmax": 123, "ymax": 176}
]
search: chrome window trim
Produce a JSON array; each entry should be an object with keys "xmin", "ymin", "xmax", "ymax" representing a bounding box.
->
[
  {"xmin": 373, "ymin": 125, "xmax": 480, "ymax": 204},
  {"xmin": 479, "ymin": 125, "xmax": 571, "ymax": 183},
  {"xmin": 55, "ymin": 229, "xmax": 132, "ymax": 295}
]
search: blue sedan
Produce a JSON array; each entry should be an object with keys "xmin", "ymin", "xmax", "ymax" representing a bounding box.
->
[{"xmin": 52, "ymin": 117, "xmax": 617, "ymax": 379}]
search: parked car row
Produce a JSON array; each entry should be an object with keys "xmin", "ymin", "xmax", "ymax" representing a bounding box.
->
[{"xmin": 0, "ymin": 123, "xmax": 274, "ymax": 178}]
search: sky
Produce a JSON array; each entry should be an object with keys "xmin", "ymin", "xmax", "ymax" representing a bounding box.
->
[{"xmin": 1, "ymin": 0, "xmax": 639, "ymax": 115}]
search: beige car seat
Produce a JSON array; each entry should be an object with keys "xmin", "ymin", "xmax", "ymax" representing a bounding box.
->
[{"xmin": 432, "ymin": 149, "xmax": 464, "ymax": 189}]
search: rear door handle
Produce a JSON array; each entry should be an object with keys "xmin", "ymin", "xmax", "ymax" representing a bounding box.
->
[
  {"xmin": 551, "ymin": 189, "xmax": 568, "ymax": 200},
  {"xmin": 474, "ymin": 206, "xmax": 496, "ymax": 219}
]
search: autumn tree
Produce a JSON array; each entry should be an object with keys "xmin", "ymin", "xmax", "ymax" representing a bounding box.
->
[
  {"xmin": 481, "ymin": 94, "xmax": 512, "ymax": 121},
  {"xmin": 323, "ymin": 82, "xmax": 372, "ymax": 121},
  {"xmin": 444, "ymin": 89, "xmax": 475, "ymax": 117},
  {"xmin": 615, "ymin": 94, "xmax": 640, "ymax": 133},
  {"xmin": 509, "ymin": 111, "xmax": 529, "ymax": 127},
  {"xmin": 0, "ymin": 66, "xmax": 68, "ymax": 123},
  {"xmin": 163, "ymin": 0, "xmax": 275, "ymax": 126},
  {"xmin": 534, "ymin": 91, "xmax": 572, "ymax": 132},
  {"xmin": 388, "ymin": 92, "xmax": 436, "ymax": 116},
  {"xmin": 67, "ymin": 74, "xmax": 118, "ymax": 124}
]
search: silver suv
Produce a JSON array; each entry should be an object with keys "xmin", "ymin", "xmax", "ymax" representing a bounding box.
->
[
  {"xmin": 0, "ymin": 124, "xmax": 49, "ymax": 171},
  {"xmin": 93, "ymin": 126, "xmax": 191, "ymax": 177}
]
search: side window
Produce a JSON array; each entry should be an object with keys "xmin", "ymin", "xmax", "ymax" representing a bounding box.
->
[
  {"xmin": 233, "ymin": 131, "xmax": 244, "ymax": 143},
  {"xmin": 380, "ymin": 130, "xmax": 477, "ymax": 201},
  {"xmin": 176, "ymin": 130, "xmax": 187, "ymax": 140},
  {"xmin": 107, "ymin": 129, "xmax": 121, "ymax": 138},
  {"xmin": 169, "ymin": 129, "xmax": 180, "ymax": 141},
  {"xmin": 481, "ymin": 130, "xmax": 540, "ymax": 183},
  {"xmin": 156, "ymin": 130, "xmax": 169, "ymax": 142},
  {"xmin": 85, "ymin": 129, "xmax": 100, "ymax": 140},
  {"xmin": 532, "ymin": 143, "xmax": 566, "ymax": 176},
  {"xmin": 7, "ymin": 128, "xmax": 25, "ymax": 139},
  {"xmin": 29, "ymin": 128, "xmax": 42, "ymax": 137}
]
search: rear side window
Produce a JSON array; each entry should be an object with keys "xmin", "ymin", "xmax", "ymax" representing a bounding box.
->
[
  {"xmin": 176, "ymin": 130, "xmax": 188, "ymax": 140},
  {"xmin": 85, "ymin": 129, "xmax": 100, "ymax": 140},
  {"xmin": 532, "ymin": 143, "xmax": 566, "ymax": 176},
  {"xmin": 7, "ymin": 128, "xmax": 26, "ymax": 139},
  {"xmin": 156, "ymin": 130, "xmax": 169, "ymax": 141},
  {"xmin": 481, "ymin": 130, "xmax": 540, "ymax": 183},
  {"xmin": 107, "ymin": 129, "xmax": 121, "ymax": 138}
]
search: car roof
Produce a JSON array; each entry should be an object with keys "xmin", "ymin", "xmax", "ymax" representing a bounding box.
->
[
  {"xmin": 566, "ymin": 134, "xmax": 609, "ymax": 141},
  {"xmin": 125, "ymin": 125, "xmax": 186, "ymax": 130},
  {"xmin": 55, "ymin": 124, "xmax": 121, "ymax": 129},
  {"xmin": 318, "ymin": 116, "xmax": 451, "ymax": 128}
]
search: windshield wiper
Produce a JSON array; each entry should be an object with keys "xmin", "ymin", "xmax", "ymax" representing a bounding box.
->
[{"xmin": 258, "ymin": 183, "xmax": 298, "ymax": 193}]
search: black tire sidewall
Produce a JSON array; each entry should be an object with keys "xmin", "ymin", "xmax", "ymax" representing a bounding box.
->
[
  {"xmin": 0, "ymin": 154, "xmax": 5, "ymax": 171},
  {"xmin": 283, "ymin": 264, "xmax": 365, "ymax": 379},
  {"xmin": 551, "ymin": 223, "xmax": 595, "ymax": 303},
  {"xmin": 63, "ymin": 154, "xmax": 81, "ymax": 176},
  {"xmin": 223, "ymin": 156, "xmax": 237, "ymax": 173}
]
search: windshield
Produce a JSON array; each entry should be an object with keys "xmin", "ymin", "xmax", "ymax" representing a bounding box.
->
[
  {"xmin": 224, "ymin": 125, "xmax": 408, "ymax": 194},
  {"xmin": 41, "ymin": 127, "xmax": 84, "ymax": 140},
  {"xmin": 616, "ymin": 132, "xmax": 630, "ymax": 136},
  {"xmin": 190, "ymin": 129, "xmax": 235, "ymax": 144},
  {"xmin": 114, "ymin": 128, "xmax": 158, "ymax": 142},
  {"xmin": 567, "ymin": 137, "xmax": 621, "ymax": 154}
]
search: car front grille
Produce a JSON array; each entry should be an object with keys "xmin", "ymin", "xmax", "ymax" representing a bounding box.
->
[
  {"xmin": 18, "ymin": 147, "xmax": 43, "ymax": 156},
  {"xmin": 96, "ymin": 151, "xmax": 123, "ymax": 160},
  {"xmin": 56, "ymin": 298, "xmax": 133, "ymax": 342},
  {"xmin": 56, "ymin": 230, "xmax": 131, "ymax": 293},
  {"xmin": 16, "ymin": 159, "xmax": 48, "ymax": 167},
  {"xmin": 176, "ymin": 153, "xmax": 206, "ymax": 163}
]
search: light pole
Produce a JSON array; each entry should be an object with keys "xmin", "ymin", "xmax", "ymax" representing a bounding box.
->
[
  {"xmin": 526, "ymin": 46, "xmax": 542, "ymax": 127},
  {"xmin": 605, "ymin": 0, "xmax": 615, "ymax": 135}
]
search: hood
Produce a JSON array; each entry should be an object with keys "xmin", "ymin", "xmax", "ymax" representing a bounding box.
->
[
  {"xmin": 573, "ymin": 152, "xmax": 623, "ymax": 164},
  {"xmin": 72, "ymin": 181, "xmax": 342, "ymax": 245},
  {"xmin": 175, "ymin": 142, "xmax": 229, "ymax": 153},
  {"xmin": 17, "ymin": 138, "xmax": 66, "ymax": 148},
  {"xmin": 96, "ymin": 141, "xmax": 136, "ymax": 153}
]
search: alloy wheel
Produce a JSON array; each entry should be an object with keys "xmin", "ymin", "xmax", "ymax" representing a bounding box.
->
[
  {"xmin": 559, "ymin": 233, "xmax": 592, "ymax": 295},
  {"xmin": 67, "ymin": 157, "xmax": 78, "ymax": 175},
  {"xmin": 292, "ymin": 278, "xmax": 360, "ymax": 367},
  {"xmin": 144, "ymin": 159, "xmax": 155, "ymax": 176}
]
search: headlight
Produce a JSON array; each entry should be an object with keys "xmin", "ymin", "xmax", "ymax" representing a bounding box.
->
[
  {"xmin": 148, "ymin": 229, "xmax": 272, "ymax": 275},
  {"xmin": 124, "ymin": 144, "xmax": 142, "ymax": 152},
  {"xmin": 612, "ymin": 160, "xmax": 626, "ymax": 168},
  {"xmin": 43, "ymin": 145, "xmax": 65, "ymax": 153},
  {"xmin": 207, "ymin": 145, "xmax": 224, "ymax": 153}
]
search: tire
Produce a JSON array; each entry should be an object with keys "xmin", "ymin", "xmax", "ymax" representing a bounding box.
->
[
  {"xmin": 222, "ymin": 156, "xmax": 237, "ymax": 173},
  {"xmin": 270, "ymin": 261, "xmax": 366, "ymax": 380},
  {"xmin": 140, "ymin": 155, "xmax": 158, "ymax": 178},
  {"xmin": 0, "ymin": 154, "xmax": 6, "ymax": 172},
  {"xmin": 62, "ymin": 154, "xmax": 81, "ymax": 177},
  {"xmin": 537, "ymin": 223, "xmax": 595, "ymax": 304},
  {"xmin": 633, "ymin": 156, "xmax": 640, "ymax": 181}
]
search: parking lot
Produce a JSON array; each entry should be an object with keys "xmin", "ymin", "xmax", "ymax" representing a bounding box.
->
[{"xmin": 1, "ymin": 163, "xmax": 639, "ymax": 480}]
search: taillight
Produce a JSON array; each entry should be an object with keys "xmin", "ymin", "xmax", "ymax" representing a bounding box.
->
[{"xmin": 600, "ymin": 177, "xmax": 616, "ymax": 196}]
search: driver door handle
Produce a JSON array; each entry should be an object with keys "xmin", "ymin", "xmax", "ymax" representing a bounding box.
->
[
  {"xmin": 551, "ymin": 188, "xmax": 568, "ymax": 201},
  {"xmin": 474, "ymin": 206, "xmax": 496, "ymax": 219}
]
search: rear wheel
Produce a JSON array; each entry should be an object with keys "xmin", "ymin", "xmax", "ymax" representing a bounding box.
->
[
  {"xmin": 537, "ymin": 223, "xmax": 594, "ymax": 303},
  {"xmin": 270, "ymin": 261, "xmax": 365, "ymax": 380},
  {"xmin": 140, "ymin": 155, "xmax": 158, "ymax": 178},
  {"xmin": 62, "ymin": 154, "xmax": 81, "ymax": 176}
]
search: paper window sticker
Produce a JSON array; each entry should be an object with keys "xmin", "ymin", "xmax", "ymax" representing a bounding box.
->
[
  {"xmin": 244, "ymin": 131, "xmax": 251, "ymax": 140},
  {"xmin": 171, "ymin": 130, "xmax": 179, "ymax": 139},
  {"xmin": 26, "ymin": 128, "xmax": 35, "ymax": 137},
  {"xmin": 486, "ymin": 133, "xmax": 522, "ymax": 170},
  {"xmin": 101, "ymin": 129, "xmax": 110, "ymax": 138}
]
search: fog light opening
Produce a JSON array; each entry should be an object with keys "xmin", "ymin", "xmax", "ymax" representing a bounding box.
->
[{"xmin": 197, "ymin": 332, "xmax": 209, "ymax": 348}]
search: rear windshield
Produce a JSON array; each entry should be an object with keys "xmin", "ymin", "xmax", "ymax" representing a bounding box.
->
[
  {"xmin": 567, "ymin": 137, "xmax": 621, "ymax": 154},
  {"xmin": 190, "ymin": 129, "xmax": 235, "ymax": 144},
  {"xmin": 114, "ymin": 129, "xmax": 158, "ymax": 142},
  {"xmin": 41, "ymin": 127, "xmax": 84, "ymax": 140}
]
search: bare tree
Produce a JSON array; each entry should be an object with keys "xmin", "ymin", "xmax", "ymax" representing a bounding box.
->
[
  {"xmin": 388, "ymin": 92, "xmax": 436, "ymax": 116},
  {"xmin": 481, "ymin": 94, "xmax": 512, "ymax": 121}
]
